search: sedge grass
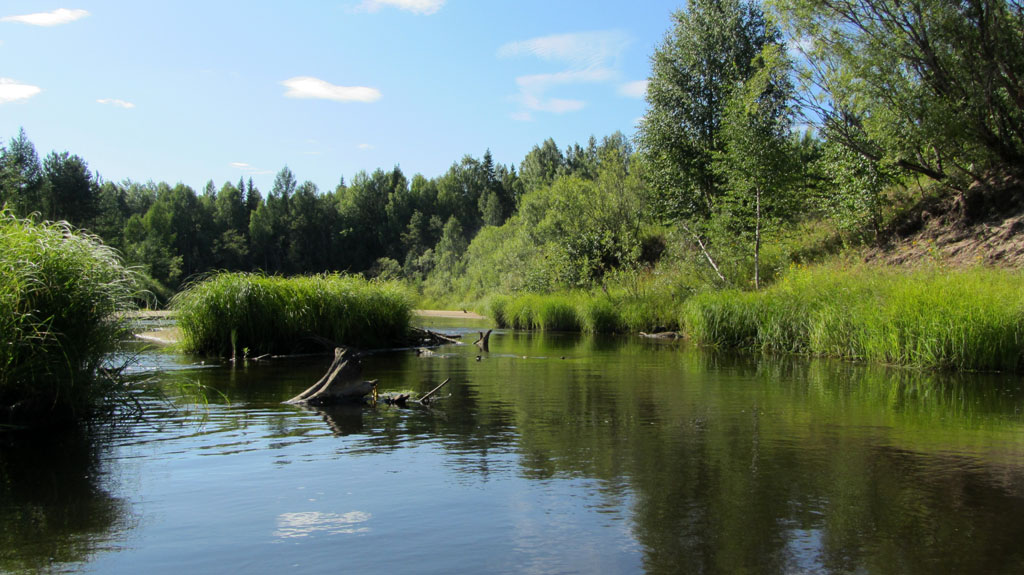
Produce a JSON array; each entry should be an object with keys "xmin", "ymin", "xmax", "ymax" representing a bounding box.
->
[
  {"xmin": 0, "ymin": 211, "xmax": 137, "ymax": 424},
  {"xmin": 683, "ymin": 265, "xmax": 1024, "ymax": 372},
  {"xmin": 171, "ymin": 272, "xmax": 413, "ymax": 356}
]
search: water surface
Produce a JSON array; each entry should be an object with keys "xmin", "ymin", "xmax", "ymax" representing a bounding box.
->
[{"xmin": 3, "ymin": 323, "xmax": 1024, "ymax": 574}]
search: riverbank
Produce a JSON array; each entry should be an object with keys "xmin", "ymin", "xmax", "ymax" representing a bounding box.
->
[
  {"xmin": 134, "ymin": 309, "xmax": 488, "ymax": 346},
  {"xmin": 483, "ymin": 264, "xmax": 1024, "ymax": 372}
]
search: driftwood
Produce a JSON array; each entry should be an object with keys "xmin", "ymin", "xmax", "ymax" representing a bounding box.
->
[
  {"xmin": 640, "ymin": 331, "xmax": 680, "ymax": 339},
  {"xmin": 286, "ymin": 347, "xmax": 452, "ymax": 408},
  {"xmin": 285, "ymin": 348, "xmax": 377, "ymax": 406},
  {"xmin": 474, "ymin": 329, "xmax": 492, "ymax": 352},
  {"xmin": 410, "ymin": 327, "xmax": 463, "ymax": 347}
]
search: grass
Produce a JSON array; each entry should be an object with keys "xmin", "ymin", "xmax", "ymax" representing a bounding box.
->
[
  {"xmin": 487, "ymin": 289, "xmax": 682, "ymax": 334},
  {"xmin": 0, "ymin": 211, "xmax": 137, "ymax": 425},
  {"xmin": 683, "ymin": 265, "xmax": 1024, "ymax": 371},
  {"xmin": 171, "ymin": 272, "xmax": 413, "ymax": 356}
]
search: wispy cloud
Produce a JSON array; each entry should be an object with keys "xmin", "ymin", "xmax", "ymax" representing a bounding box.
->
[
  {"xmin": 618, "ymin": 80, "xmax": 648, "ymax": 99},
  {"xmin": 1, "ymin": 8, "xmax": 89, "ymax": 26},
  {"xmin": 281, "ymin": 76, "xmax": 381, "ymax": 103},
  {"xmin": 0, "ymin": 78, "xmax": 41, "ymax": 103},
  {"xmin": 357, "ymin": 0, "xmax": 445, "ymax": 15},
  {"xmin": 97, "ymin": 98, "xmax": 135, "ymax": 109},
  {"xmin": 499, "ymin": 31, "xmax": 630, "ymax": 117},
  {"xmin": 498, "ymin": 31, "xmax": 629, "ymax": 69},
  {"xmin": 229, "ymin": 161, "xmax": 274, "ymax": 175},
  {"xmin": 357, "ymin": 143, "xmax": 374, "ymax": 150}
]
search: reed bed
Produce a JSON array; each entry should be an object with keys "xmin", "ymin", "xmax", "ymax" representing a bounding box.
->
[
  {"xmin": 0, "ymin": 211, "xmax": 136, "ymax": 423},
  {"xmin": 172, "ymin": 272, "xmax": 413, "ymax": 356},
  {"xmin": 487, "ymin": 291, "xmax": 680, "ymax": 334},
  {"xmin": 683, "ymin": 265, "xmax": 1024, "ymax": 371}
]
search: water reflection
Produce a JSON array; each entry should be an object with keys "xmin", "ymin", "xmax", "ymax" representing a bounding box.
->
[
  {"xmin": 0, "ymin": 429, "xmax": 131, "ymax": 573},
  {"xmin": 6, "ymin": 330, "xmax": 1024, "ymax": 574}
]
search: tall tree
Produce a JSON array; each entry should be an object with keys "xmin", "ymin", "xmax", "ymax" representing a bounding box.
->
[
  {"xmin": 0, "ymin": 128, "xmax": 46, "ymax": 216},
  {"xmin": 519, "ymin": 138, "xmax": 565, "ymax": 193},
  {"xmin": 43, "ymin": 151, "xmax": 96, "ymax": 225},
  {"xmin": 637, "ymin": 0, "xmax": 781, "ymax": 281},
  {"xmin": 714, "ymin": 44, "xmax": 799, "ymax": 289}
]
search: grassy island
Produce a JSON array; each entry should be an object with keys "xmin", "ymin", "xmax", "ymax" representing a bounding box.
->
[{"xmin": 171, "ymin": 272, "xmax": 412, "ymax": 357}]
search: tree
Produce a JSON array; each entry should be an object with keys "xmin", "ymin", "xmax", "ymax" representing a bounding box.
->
[
  {"xmin": 638, "ymin": 0, "xmax": 780, "ymax": 223},
  {"xmin": 772, "ymin": 0, "xmax": 1024, "ymax": 189},
  {"xmin": 43, "ymin": 151, "xmax": 96, "ymax": 225},
  {"xmin": 637, "ymin": 0, "xmax": 782, "ymax": 282},
  {"xmin": 714, "ymin": 44, "xmax": 799, "ymax": 289},
  {"xmin": 519, "ymin": 138, "xmax": 564, "ymax": 193},
  {"xmin": 0, "ymin": 128, "xmax": 46, "ymax": 216}
]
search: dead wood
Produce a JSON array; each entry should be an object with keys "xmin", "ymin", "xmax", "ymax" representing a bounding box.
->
[
  {"xmin": 418, "ymin": 378, "xmax": 451, "ymax": 405},
  {"xmin": 640, "ymin": 331, "xmax": 680, "ymax": 339},
  {"xmin": 285, "ymin": 348, "xmax": 377, "ymax": 406},
  {"xmin": 473, "ymin": 329, "xmax": 492, "ymax": 352}
]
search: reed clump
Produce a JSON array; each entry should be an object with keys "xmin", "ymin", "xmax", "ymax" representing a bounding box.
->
[
  {"xmin": 0, "ymin": 211, "xmax": 137, "ymax": 425},
  {"xmin": 172, "ymin": 272, "xmax": 413, "ymax": 356},
  {"xmin": 487, "ymin": 290, "xmax": 681, "ymax": 334},
  {"xmin": 683, "ymin": 265, "xmax": 1024, "ymax": 371}
]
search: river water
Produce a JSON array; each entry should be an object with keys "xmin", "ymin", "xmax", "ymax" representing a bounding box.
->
[{"xmin": 3, "ymin": 318, "xmax": 1024, "ymax": 574}]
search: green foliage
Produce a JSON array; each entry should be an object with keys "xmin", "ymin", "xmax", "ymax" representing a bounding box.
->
[
  {"xmin": 171, "ymin": 272, "xmax": 413, "ymax": 356},
  {"xmin": 684, "ymin": 265, "xmax": 1024, "ymax": 371},
  {"xmin": 638, "ymin": 0, "xmax": 782, "ymax": 222},
  {"xmin": 0, "ymin": 210, "xmax": 136, "ymax": 423},
  {"xmin": 772, "ymin": 0, "xmax": 1024, "ymax": 186}
]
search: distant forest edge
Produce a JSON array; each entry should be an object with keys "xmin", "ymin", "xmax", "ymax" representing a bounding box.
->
[{"xmin": 2, "ymin": 0, "xmax": 1023, "ymax": 308}]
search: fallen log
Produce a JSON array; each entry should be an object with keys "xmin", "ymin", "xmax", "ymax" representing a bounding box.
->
[
  {"xmin": 285, "ymin": 347, "xmax": 377, "ymax": 406},
  {"xmin": 418, "ymin": 377, "xmax": 450, "ymax": 405},
  {"xmin": 410, "ymin": 327, "xmax": 463, "ymax": 347},
  {"xmin": 639, "ymin": 331, "xmax": 680, "ymax": 339}
]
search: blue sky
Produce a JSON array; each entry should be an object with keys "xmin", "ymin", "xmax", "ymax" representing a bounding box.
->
[{"xmin": 0, "ymin": 1, "xmax": 681, "ymax": 192}]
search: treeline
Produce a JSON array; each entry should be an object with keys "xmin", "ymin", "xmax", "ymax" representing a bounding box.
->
[{"xmin": 0, "ymin": 128, "xmax": 637, "ymax": 300}]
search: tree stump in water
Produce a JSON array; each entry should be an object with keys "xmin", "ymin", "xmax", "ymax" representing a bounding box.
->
[
  {"xmin": 285, "ymin": 347, "xmax": 377, "ymax": 406},
  {"xmin": 474, "ymin": 329, "xmax": 492, "ymax": 352}
]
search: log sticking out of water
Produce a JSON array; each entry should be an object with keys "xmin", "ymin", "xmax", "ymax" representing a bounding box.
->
[
  {"xmin": 411, "ymin": 327, "xmax": 463, "ymax": 347},
  {"xmin": 474, "ymin": 329, "xmax": 492, "ymax": 352},
  {"xmin": 639, "ymin": 331, "xmax": 680, "ymax": 339},
  {"xmin": 285, "ymin": 348, "xmax": 377, "ymax": 406}
]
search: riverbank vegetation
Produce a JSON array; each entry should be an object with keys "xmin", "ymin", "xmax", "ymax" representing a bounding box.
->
[
  {"xmin": 171, "ymin": 273, "xmax": 412, "ymax": 357},
  {"xmin": 3, "ymin": 0, "xmax": 1023, "ymax": 372},
  {"xmin": 0, "ymin": 211, "xmax": 136, "ymax": 426}
]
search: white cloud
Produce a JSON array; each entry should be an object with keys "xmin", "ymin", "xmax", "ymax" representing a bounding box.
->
[
  {"xmin": 229, "ymin": 162, "xmax": 251, "ymax": 169},
  {"xmin": 0, "ymin": 78, "xmax": 41, "ymax": 103},
  {"xmin": 498, "ymin": 31, "xmax": 630, "ymax": 69},
  {"xmin": 499, "ymin": 31, "xmax": 630, "ymax": 117},
  {"xmin": 357, "ymin": 0, "xmax": 444, "ymax": 15},
  {"xmin": 618, "ymin": 80, "xmax": 648, "ymax": 99},
  {"xmin": 97, "ymin": 98, "xmax": 135, "ymax": 109},
  {"xmin": 281, "ymin": 76, "xmax": 381, "ymax": 103},
  {"xmin": 1, "ymin": 8, "xmax": 89, "ymax": 26},
  {"xmin": 357, "ymin": 143, "xmax": 374, "ymax": 150}
]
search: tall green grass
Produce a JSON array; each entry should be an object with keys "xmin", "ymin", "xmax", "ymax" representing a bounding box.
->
[
  {"xmin": 486, "ymin": 290, "xmax": 681, "ymax": 334},
  {"xmin": 0, "ymin": 211, "xmax": 136, "ymax": 424},
  {"xmin": 171, "ymin": 272, "xmax": 413, "ymax": 356},
  {"xmin": 683, "ymin": 265, "xmax": 1024, "ymax": 371}
]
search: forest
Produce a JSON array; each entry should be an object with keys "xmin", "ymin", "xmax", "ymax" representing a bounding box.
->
[{"xmin": 2, "ymin": 0, "xmax": 1023, "ymax": 310}]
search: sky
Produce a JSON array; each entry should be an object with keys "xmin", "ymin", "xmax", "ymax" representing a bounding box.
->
[{"xmin": 0, "ymin": 1, "xmax": 682, "ymax": 193}]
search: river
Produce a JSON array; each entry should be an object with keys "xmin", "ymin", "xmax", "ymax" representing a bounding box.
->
[{"xmin": 3, "ymin": 317, "xmax": 1024, "ymax": 574}]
